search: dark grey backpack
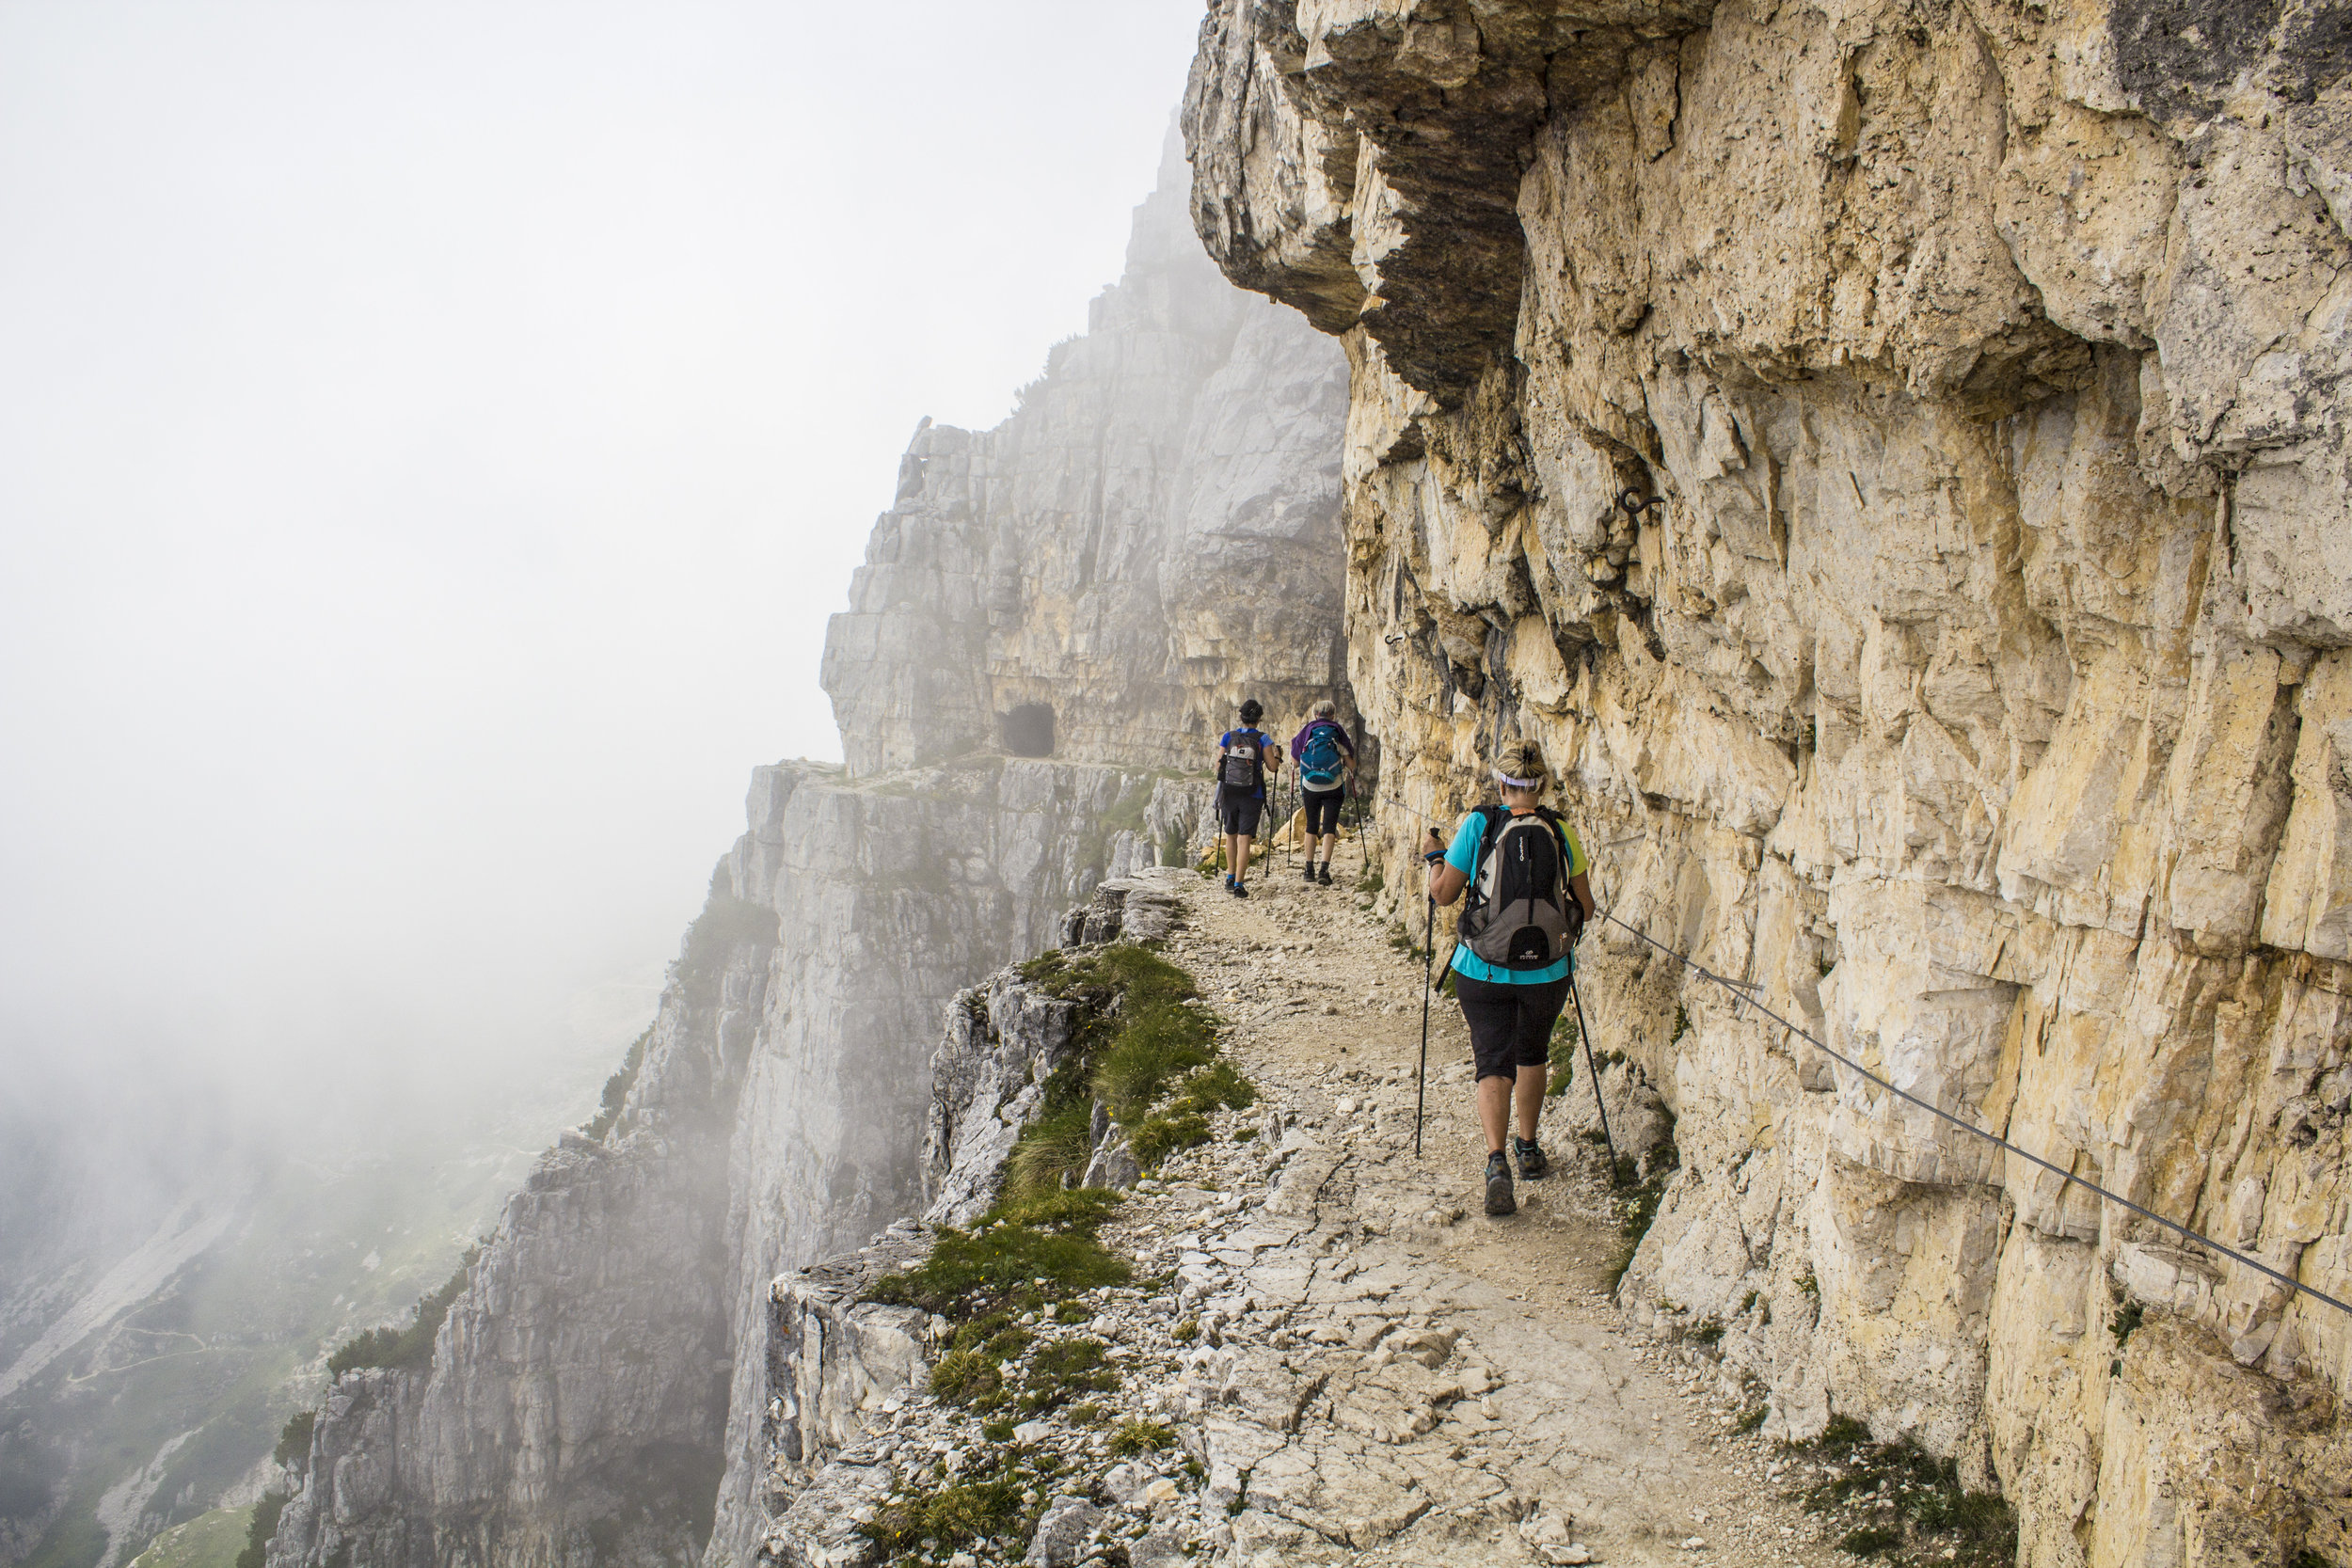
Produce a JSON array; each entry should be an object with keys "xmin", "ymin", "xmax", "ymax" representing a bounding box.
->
[{"xmin": 1458, "ymin": 805, "xmax": 1581, "ymax": 968}]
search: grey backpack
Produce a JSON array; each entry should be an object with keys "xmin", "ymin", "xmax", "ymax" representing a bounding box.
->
[{"xmin": 1458, "ymin": 805, "xmax": 1581, "ymax": 969}]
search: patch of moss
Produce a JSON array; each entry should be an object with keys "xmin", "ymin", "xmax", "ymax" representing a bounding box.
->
[
  {"xmin": 1546, "ymin": 1014, "xmax": 1581, "ymax": 1096},
  {"xmin": 1733, "ymin": 1404, "xmax": 1769, "ymax": 1433},
  {"xmin": 1603, "ymin": 1152, "xmax": 1678, "ymax": 1290},
  {"xmin": 866, "ymin": 1191, "xmax": 1128, "ymax": 1323}
]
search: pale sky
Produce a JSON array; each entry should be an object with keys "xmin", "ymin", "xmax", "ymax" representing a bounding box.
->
[{"xmin": 0, "ymin": 1, "xmax": 1210, "ymax": 1161}]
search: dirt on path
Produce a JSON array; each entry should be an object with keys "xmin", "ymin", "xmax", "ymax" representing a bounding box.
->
[{"xmin": 1120, "ymin": 844, "xmax": 1836, "ymax": 1568}]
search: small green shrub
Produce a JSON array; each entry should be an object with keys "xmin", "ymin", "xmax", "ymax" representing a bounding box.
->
[
  {"xmin": 1051, "ymin": 1301, "xmax": 1090, "ymax": 1324},
  {"xmin": 930, "ymin": 1349, "xmax": 1002, "ymax": 1405},
  {"xmin": 859, "ymin": 1448, "xmax": 1057, "ymax": 1557},
  {"xmin": 1167, "ymin": 1060, "xmax": 1258, "ymax": 1118},
  {"xmin": 273, "ymin": 1410, "xmax": 316, "ymax": 1469},
  {"xmin": 235, "ymin": 1492, "xmax": 288, "ymax": 1568},
  {"xmin": 1733, "ymin": 1404, "xmax": 1769, "ymax": 1433},
  {"xmin": 1688, "ymin": 1320, "xmax": 1724, "ymax": 1345},
  {"xmin": 1022, "ymin": 1338, "xmax": 1118, "ymax": 1410},
  {"xmin": 1004, "ymin": 1100, "xmax": 1095, "ymax": 1204},
  {"xmin": 2108, "ymin": 1301, "xmax": 2144, "ymax": 1349},
  {"xmin": 1672, "ymin": 1003, "xmax": 1691, "ymax": 1043},
  {"xmin": 584, "ymin": 1027, "xmax": 652, "ymax": 1140},
  {"xmin": 677, "ymin": 876, "xmax": 779, "ymax": 990},
  {"xmin": 1840, "ymin": 1526, "xmax": 1902, "ymax": 1556},
  {"xmin": 1172, "ymin": 1318, "xmax": 1199, "ymax": 1344},
  {"xmin": 1109, "ymin": 1418, "xmax": 1174, "ymax": 1456},
  {"xmin": 1093, "ymin": 1010, "xmax": 1217, "ymax": 1124},
  {"xmin": 1133, "ymin": 1112, "xmax": 1212, "ymax": 1167},
  {"xmin": 326, "ymin": 1250, "xmax": 476, "ymax": 1377}
]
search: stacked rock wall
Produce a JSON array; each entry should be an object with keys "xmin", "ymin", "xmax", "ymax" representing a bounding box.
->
[
  {"xmin": 1184, "ymin": 4, "xmax": 2352, "ymax": 1564},
  {"xmin": 264, "ymin": 148, "xmax": 1350, "ymax": 1568}
]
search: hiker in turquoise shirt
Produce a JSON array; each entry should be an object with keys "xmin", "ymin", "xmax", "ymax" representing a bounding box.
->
[{"xmin": 1422, "ymin": 739, "xmax": 1595, "ymax": 1215}]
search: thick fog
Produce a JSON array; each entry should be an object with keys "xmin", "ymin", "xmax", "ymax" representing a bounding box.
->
[{"xmin": 0, "ymin": 0, "xmax": 1207, "ymax": 1243}]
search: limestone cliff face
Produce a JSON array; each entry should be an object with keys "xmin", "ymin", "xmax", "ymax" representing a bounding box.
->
[
  {"xmin": 262, "ymin": 150, "xmax": 1347, "ymax": 1568},
  {"xmin": 822, "ymin": 138, "xmax": 1351, "ymax": 777},
  {"xmin": 1184, "ymin": 6, "xmax": 2352, "ymax": 1566}
]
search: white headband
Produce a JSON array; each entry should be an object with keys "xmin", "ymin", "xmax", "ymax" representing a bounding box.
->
[{"xmin": 1495, "ymin": 771, "xmax": 1544, "ymax": 789}]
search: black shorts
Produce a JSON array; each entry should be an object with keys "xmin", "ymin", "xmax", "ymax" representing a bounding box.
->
[
  {"xmin": 1455, "ymin": 973, "xmax": 1572, "ymax": 1082},
  {"xmin": 1218, "ymin": 791, "xmax": 1263, "ymax": 836},
  {"xmin": 1300, "ymin": 786, "xmax": 1343, "ymax": 835}
]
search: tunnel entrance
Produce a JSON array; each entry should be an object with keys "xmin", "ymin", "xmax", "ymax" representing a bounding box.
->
[{"xmin": 1002, "ymin": 704, "xmax": 1056, "ymax": 758}]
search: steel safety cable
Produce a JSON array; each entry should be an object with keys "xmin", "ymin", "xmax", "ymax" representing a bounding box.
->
[{"xmin": 1361, "ymin": 788, "xmax": 2352, "ymax": 1322}]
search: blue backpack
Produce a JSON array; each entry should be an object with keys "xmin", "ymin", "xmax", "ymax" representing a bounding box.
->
[{"xmin": 1298, "ymin": 722, "xmax": 1346, "ymax": 789}]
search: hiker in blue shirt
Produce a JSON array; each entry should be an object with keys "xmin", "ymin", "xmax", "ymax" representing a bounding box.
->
[
  {"xmin": 1214, "ymin": 699, "xmax": 1280, "ymax": 899},
  {"xmin": 1422, "ymin": 739, "xmax": 1595, "ymax": 1216},
  {"xmin": 1288, "ymin": 700, "xmax": 1357, "ymax": 886}
]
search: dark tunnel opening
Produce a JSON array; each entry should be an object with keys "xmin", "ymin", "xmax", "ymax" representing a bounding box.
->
[{"xmin": 1002, "ymin": 704, "xmax": 1056, "ymax": 758}]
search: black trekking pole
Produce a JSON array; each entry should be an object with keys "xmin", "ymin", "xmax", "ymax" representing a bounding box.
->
[
  {"xmin": 1567, "ymin": 965, "xmax": 1619, "ymax": 1183},
  {"xmin": 1413, "ymin": 890, "xmax": 1436, "ymax": 1158}
]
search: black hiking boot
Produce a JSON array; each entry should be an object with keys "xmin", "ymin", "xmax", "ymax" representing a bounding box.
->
[
  {"xmin": 1515, "ymin": 1136, "xmax": 1548, "ymax": 1180},
  {"xmin": 1232, "ymin": 880, "xmax": 1249, "ymax": 898},
  {"xmin": 1484, "ymin": 1151, "xmax": 1517, "ymax": 1216},
  {"xmin": 1317, "ymin": 863, "xmax": 1333, "ymax": 886},
  {"xmin": 1303, "ymin": 862, "xmax": 1317, "ymax": 882}
]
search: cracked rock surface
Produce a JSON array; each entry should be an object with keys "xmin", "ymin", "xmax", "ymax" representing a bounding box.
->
[{"xmin": 758, "ymin": 863, "xmax": 1836, "ymax": 1568}]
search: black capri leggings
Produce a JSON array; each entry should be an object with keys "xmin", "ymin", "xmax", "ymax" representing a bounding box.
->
[
  {"xmin": 1301, "ymin": 786, "xmax": 1343, "ymax": 836},
  {"xmin": 1454, "ymin": 973, "xmax": 1572, "ymax": 1082}
]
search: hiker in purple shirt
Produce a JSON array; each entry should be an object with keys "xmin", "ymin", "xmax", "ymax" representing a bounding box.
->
[{"xmin": 1288, "ymin": 700, "xmax": 1357, "ymax": 886}]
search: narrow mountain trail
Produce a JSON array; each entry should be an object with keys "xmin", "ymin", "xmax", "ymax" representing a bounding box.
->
[{"xmin": 1121, "ymin": 843, "xmax": 1832, "ymax": 1568}]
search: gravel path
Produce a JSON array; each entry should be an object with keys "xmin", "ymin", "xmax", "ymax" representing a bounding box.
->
[
  {"xmin": 1118, "ymin": 849, "xmax": 1834, "ymax": 1568},
  {"xmin": 778, "ymin": 855, "xmax": 1851, "ymax": 1568}
]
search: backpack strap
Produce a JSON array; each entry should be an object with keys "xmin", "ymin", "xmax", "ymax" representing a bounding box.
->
[{"xmin": 1464, "ymin": 802, "xmax": 1502, "ymax": 884}]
